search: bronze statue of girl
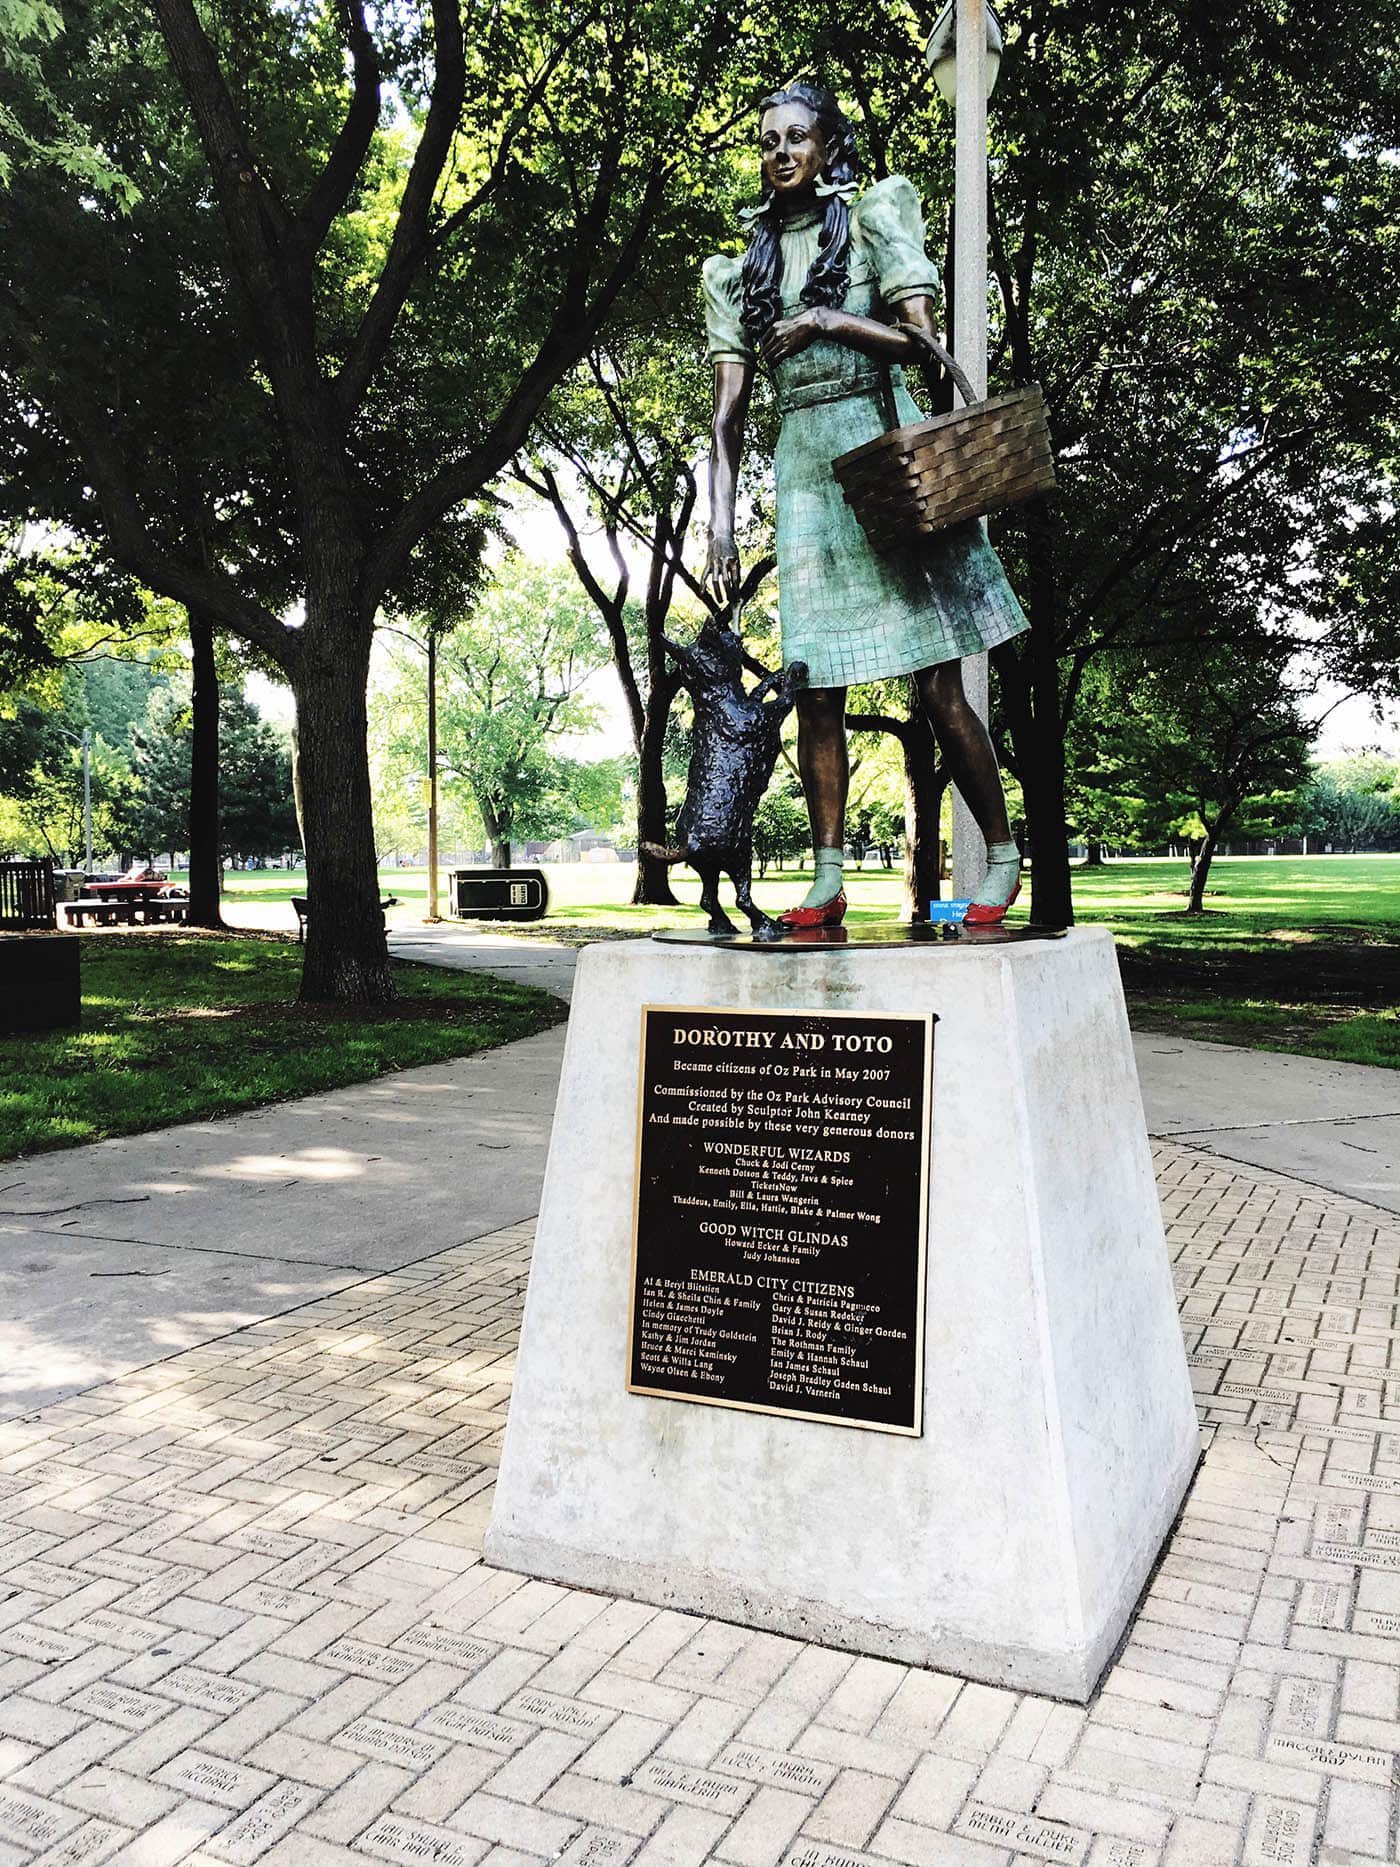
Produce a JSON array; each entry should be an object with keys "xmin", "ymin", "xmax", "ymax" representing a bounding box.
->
[{"xmin": 702, "ymin": 80, "xmax": 1026, "ymax": 927}]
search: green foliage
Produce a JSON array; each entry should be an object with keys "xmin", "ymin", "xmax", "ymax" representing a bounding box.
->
[
  {"xmin": 1068, "ymin": 642, "xmax": 1316, "ymax": 860},
  {"xmin": 374, "ymin": 558, "xmax": 614, "ymax": 863},
  {"xmin": 1296, "ymin": 753, "xmax": 1400, "ymax": 852},
  {"xmin": 0, "ymin": 540, "xmax": 178, "ymax": 694},
  {"xmin": 0, "ymin": 661, "xmax": 149, "ymax": 860},
  {"xmin": 118, "ymin": 682, "xmax": 300, "ymax": 861},
  {"xmin": 752, "ymin": 781, "xmax": 808, "ymax": 876},
  {"xmin": 0, "ymin": 0, "xmax": 138, "ymax": 201}
]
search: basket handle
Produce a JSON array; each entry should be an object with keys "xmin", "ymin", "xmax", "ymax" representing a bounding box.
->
[{"xmin": 877, "ymin": 328, "xmax": 980, "ymax": 432}]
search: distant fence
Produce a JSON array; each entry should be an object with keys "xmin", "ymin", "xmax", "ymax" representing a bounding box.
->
[{"xmin": 0, "ymin": 859, "xmax": 56, "ymax": 931}]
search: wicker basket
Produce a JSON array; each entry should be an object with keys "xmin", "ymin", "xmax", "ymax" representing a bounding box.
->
[{"xmin": 832, "ymin": 333, "xmax": 1056, "ymax": 554}]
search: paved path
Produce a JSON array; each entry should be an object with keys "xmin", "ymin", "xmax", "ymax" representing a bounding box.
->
[
  {"xmin": 6, "ymin": 928, "xmax": 1392, "ymax": 1424},
  {"xmin": 390, "ymin": 923, "xmax": 1400, "ymax": 1215},
  {"xmin": 1, "ymin": 924, "xmax": 1396, "ymax": 1862},
  {"xmin": 0, "ymin": 1030, "xmax": 565, "ymax": 1420},
  {"xmin": 0, "ymin": 1148, "xmax": 1398, "ymax": 1866}
]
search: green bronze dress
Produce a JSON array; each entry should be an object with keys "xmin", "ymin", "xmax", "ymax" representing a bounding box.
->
[{"xmin": 703, "ymin": 174, "xmax": 1028, "ymax": 690}]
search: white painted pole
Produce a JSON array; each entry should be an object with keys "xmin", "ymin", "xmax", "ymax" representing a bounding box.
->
[{"xmin": 950, "ymin": 0, "xmax": 990, "ymax": 903}]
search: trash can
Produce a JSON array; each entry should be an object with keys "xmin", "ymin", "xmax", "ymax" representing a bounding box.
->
[{"xmin": 448, "ymin": 868, "xmax": 550, "ymax": 922}]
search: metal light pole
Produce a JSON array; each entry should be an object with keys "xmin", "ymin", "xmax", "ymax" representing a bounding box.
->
[
  {"xmin": 425, "ymin": 630, "xmax": 441, "ymax": 922},
  {"xmin": 57, "ymin": 725, "xmax": 95, "ymax": 872},
  {"xmin": 81, "ymin": 728, "xmax": 93, "ymax": 874},
  {"xmin": 928, "ymin": 1, "xmax": 1003, "ymax": 901}
]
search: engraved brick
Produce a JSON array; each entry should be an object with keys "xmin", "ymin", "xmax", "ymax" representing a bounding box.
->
[
  {"xmin": 419, "ymin": 1703, "xmax": 534, "ymax": 1752},
  {"xmin": 205, "ymin": 1782, "xmax": 324, "ymax": 1863},
  {"xmin": 1264, "ymin": 1734, "xmax": 1393, "ymax": 1783},
  {"xmin": 29, "ymin": 1817, "xmax": 131, "ymax": 1864},
  {"xmin": 782, "ymin": 1845, "xmax": 884, "ymax": 1867},
  {"xmin": 157, "ymin": 1667, "xmax": 260, "ymax": 1715},
  {"xmin": 1241, "ymin": 1796, "xmax": 1315, "ymax": 1867},
  {"xmin": 358, "ymin": 1815, "xmax": 491, "ymax": 1867},
  {"xmin": 715, "ymin": 1746, "xmax": 836, "ymax": 1795},
  {"xmin": 631, "ymin": 1760, "xmax": 753, "ymax": 1816},
  {"xmin": 396, "ymin": 1627, "xmax": 497, "ymax": 1670},
  {"xmin": 154, "ymin": 1750, "xmax": 276, "ymax": 1810},
  {"xmin": 335, "ymin": 1717, "xmax": 448, "ymax": 1771},
  {"xmin": 555, "ymin": 1825, "xmax": 640, "ymax": 1867},
  {"xmin": 318, "ymin": 1639, "xmax": 420, "ymax": 1684},
  {"xmin": 953, "ymin": 1804, "xmax": 1090, "ymax": 1864},
  {"xmin": 508, "ymin": 1689, "xmax": 617, "ymax": 1739},
  {"xmin": 0, "ymin": 1787, "xmax": 82, "ymax": 1851},
  {"xmin": 67, "ymin": 1683, "xmax": 166, "ymax": 1731}
]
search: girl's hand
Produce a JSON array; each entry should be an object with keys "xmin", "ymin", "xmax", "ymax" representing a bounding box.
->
[
  {"xmin": 704, "ymin": 531, "xmax": 741, "ymax": 606},
  {"xmin": 760, "ymin": 306, "xmax": 831, "ymax": 366}
]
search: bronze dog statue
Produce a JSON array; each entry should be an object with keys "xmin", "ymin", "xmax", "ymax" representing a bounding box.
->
[{"xmin": 646, "ymin": 617, "xmax": 806, "ymax": 938}]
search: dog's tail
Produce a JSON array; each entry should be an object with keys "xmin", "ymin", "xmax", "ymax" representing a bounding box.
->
[{"xmin": 641, "ymin": 841, "xmax": 684, "ymax": 864}]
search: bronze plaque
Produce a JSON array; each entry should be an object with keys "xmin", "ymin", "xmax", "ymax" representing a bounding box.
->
[{"xmin": 628, "ymin": 1005, "xmax": 933, "ymax": 1435}]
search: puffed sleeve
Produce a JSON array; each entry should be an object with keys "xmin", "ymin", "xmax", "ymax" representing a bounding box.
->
[
  {"xmin": 853, "ymin": 175, "xmax": 939, "ymax": 305},
  {"xmin": 701, "ymin": 254, "xmax": 754, "ymax": 365}
]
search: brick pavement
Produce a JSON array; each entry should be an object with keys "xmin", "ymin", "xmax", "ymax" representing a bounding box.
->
[{"xmin": 0, "ymin": 1141, "xmax": 1397, "ymax": 1866}]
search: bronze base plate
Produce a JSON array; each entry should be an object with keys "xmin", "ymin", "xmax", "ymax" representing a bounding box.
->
[{"xmin": 650, "ymin": 922, "xmax": 1068, "ymax": 951}]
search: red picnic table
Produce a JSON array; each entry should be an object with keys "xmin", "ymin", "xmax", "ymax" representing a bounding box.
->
[
  {"xmin": 88, "ymin": 880, "xmax": 174, "ymax": 902},
  {"xmin": 63, "ymin": 879, "xmax": 189, "ymax": 927}
]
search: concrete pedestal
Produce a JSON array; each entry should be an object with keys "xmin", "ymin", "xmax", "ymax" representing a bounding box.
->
[{"xmin": 486, "ymin": 927, "xmax": 1198, "ymax": 1700}]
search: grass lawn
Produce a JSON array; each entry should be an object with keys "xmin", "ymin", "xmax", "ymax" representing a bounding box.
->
[
  {"xmin": 230, "ymin": 854, "xmax": 1399, "ymax": 1069},
  {"xmin": 1, "ymin": 933, "xmax": 566, "ymax": 1161},
  {"xmin": 1074, "ymin": 855, "xmax": 1398, "ymax": 1069}
]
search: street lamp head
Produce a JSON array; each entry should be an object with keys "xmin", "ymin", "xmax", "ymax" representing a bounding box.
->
[{"xmin": 925, "ymin": 2, "xmax": 1004, "ymax": 104}]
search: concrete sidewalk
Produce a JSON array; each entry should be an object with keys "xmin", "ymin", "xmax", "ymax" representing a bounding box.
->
[
  {"xmin": 385, "ymin": 922, "xmax": 1400, "ymax": 1216},
  {"xmin": 0, "ymin": 927, "xmax": 1397, "ymax": 1861},
  {"xmin": 3, "ymin": 927, "xmax": 1393, "ymax": 1425},
  {"xmin": 0, "ymin": 1143, "xmax": 1397, "ymax": 1867},
  {"xmin": 0, "ymin": 1029, "xmax": 565, "ymax": 1420}
]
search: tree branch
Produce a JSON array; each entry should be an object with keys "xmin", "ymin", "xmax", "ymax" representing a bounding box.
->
[
  {"xmin": 295, "ymin": 0, "xmax": 382, "ymax": 258},
  {"xmin": 79, "ymin": 424, "xmax": 293, "ymax": 668},
  {"xmin": 333, "ymin": 0, "xmax": 466, "ymax": 418}
]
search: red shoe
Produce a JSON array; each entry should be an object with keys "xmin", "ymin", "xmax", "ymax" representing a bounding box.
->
[
  {"xmin": 963, "ymin": 880, "xmax": 1021, "ymax": 928},
  {"xmin": 779, "ymin": 889, "xmax": 848, "ymax": 930}
]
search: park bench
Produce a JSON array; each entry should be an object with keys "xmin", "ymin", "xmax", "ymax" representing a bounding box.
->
[
  {"xmin": 293, "ymin": 895, "xmax": 399, "ymax": 943},
  {"xmin": 61, "ymin": 894, "xmax": 189, "ymax": 928},
  {"xmin": 141, "ymin": 898, "xmax": 189, "ymax": 924},
  {"xmin": 62, "ymin": 897, "xmax": 138, "ymax": 927}
]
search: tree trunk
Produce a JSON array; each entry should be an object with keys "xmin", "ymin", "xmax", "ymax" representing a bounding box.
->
[
  {"xmin": 292, "ymin": 640, "xmax": 393, "ymax": 1003},
  {"xmin": 290, "ymin": 721, "xmax": 306, "ymax": 854},
  {"xmin": 186, "ymin": 609, "xmax": 224, "ymax": 928},
  {"xmin": 1000, "ymin": 500, "xmax": 1075, "ymax": 928},
  {"xmin": 1083, "ymin": 839, "xmax": 1105, "ymax": 867},
  {"xmin": 491, "ymin": 836, "xmax": 512, "ymax": 869},
  {"xmin": 997, "ymin": 643, "xmax": 1073, "ymax": 928},
  {"xmin": 1187, "ymin": 831, "xmax": 1217, "ymax": 913},
  {"xmin": 902, "ymin": 720, "xmax": 947, "ymax": 922},
  {"xmin": 633, "ymin": 703, "xmax": 677, "ymax": 906}
]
